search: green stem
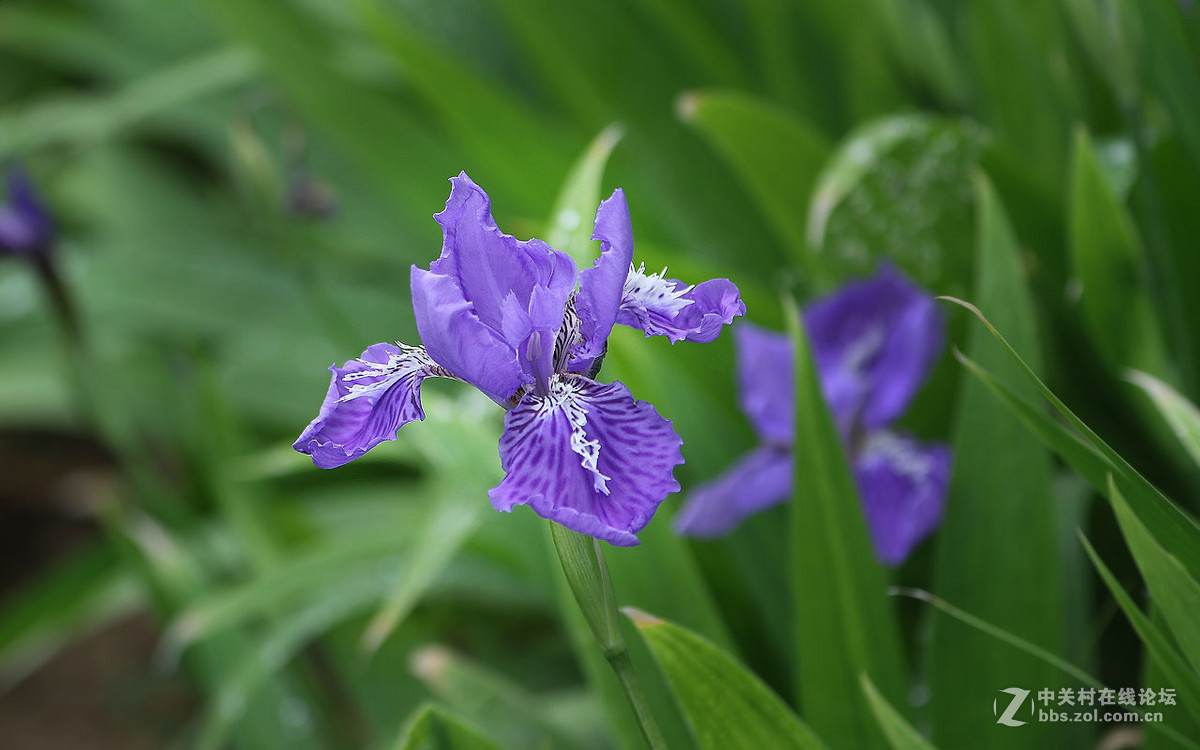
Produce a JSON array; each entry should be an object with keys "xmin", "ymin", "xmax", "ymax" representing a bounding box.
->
[
  {"xmin": 607, "ymin": 648, "xmax": 669, "ymax": 750},
  {"xmin": 549, "ymin": 522, "xmax": 668, "ymax": 750}
]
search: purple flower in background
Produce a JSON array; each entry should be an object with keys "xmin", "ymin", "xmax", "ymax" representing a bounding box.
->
[
  {"xmin": 0, "ymin": 168, "xmax": 54, "ymax": 257},
  {"xmin": 294, "ymin": 173, "xmax": 745, "ymax": 546},
  {"xmin": 674, "ymin": 266, "xmax": 950, "ymax": 566}
]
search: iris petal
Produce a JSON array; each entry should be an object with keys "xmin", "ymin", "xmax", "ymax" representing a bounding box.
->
[
  {"xmin": 431, "ymin": 172, "xmax": 576, "ymax": 339},
  {"xmin": 853, "ymin": 430, "xmax": 951, "ymax": 566},
  {"xmin": 805, "ymin": 264, "xmax": 944, "ymax": 431},
  {"xmin": 293, "ymin": 342, "xmax": 448, "ymax": 468},
  {"xmin": 574, "ymin": 189, "xmax": 635, "ymax": 364},
  {"xmin": 673, "ymin": 446, "xmax": 792, "ymax": 538},
  {"xmin": 488, "ymin": 375, "xmax": 683, "ymax": 546},
  {"xmin": 735, "ymin": 323, "xmax": 794, "ymax": 445},
  {"xmin": 616, "ymin": 268, "xmax": 745, "ymax": 344},
  {"xmin": 411, "ymin": 267, "xmax": 524, "ymax": 404}
]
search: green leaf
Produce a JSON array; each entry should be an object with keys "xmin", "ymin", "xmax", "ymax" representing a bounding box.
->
[
  {"xmin": 865, "ymin": 0, "xmax": 966, "ymax": 106},
  {"xmin": 1068, "ymin": 127, "xmax": 1165, "ymax": 373},
  {"xmin": 787, "ymin": 300, "xmax": 906, "ymax": 749},
  {"xmin": 1109, "ymin": 475, "xmax": 1200, "ymax": 675},
  {"xmin": 1127, "ymin": 370, "xmax": 1200, "ymax": 470},
  {"xmin": 678, "ymin": 90, "xmax": 829, "ymax": 271},
  {"xmin": 859, "ymin": 674, "xmax": 937, "ymax": 750},
  {"xmin": 394, "ymin": 704, "xmax": 503, "ymax": 750},
  {"xmin": 410, "ymin": 646, "xmax": 588, "ymax": 749},
  {"xmin": 928, "ymin": 174, "xmax": 1064, "ymax": 749},
  {"xmin": 942, "ymin": 297, "xmax": 1200, "ymax": 584},
  {"xmin": 545, "ymin": 124, "xmax": 625, "ymax": 267},
  {"xmin": 807, "ymin": 114, "xmax": 981, "ymax": 292},
  {"xmin": 1080, "ymin": 533, "xmax": 1200, "ymax": 728},
  {"xmin": 1127, "ymin": 0, "xmax": 1200, "ymax": 174},
  {"xmin": 624, "ymin": 608, "xmax": 827, "ymax": 750}
]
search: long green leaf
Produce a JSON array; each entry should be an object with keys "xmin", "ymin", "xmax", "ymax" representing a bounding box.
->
[
  {"xmin": 860, "ymin": 674, "xmax": 937, "ymax": 750},
  {"xmin": 394, "ymin": 704, "xmax": 502, "ymax": 750},
  {"xmin": 625, "ymin": 608, "xmax": 827, "ymax": 750},
  {"xmin": 787, "ymin": 300, "xmax": 906, "ymax": 749},
  {"xmin": 1128, "ymin": 370, "xmax": 1200, "ymax": 470},
  {"xmin": 928, "ymin": 174, "xmax": 1063, "ymax": 749}
]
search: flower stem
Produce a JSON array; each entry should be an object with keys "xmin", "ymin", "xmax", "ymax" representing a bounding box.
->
[{"xmin": 549, "ymin": 522, "xmax": 668, "ymax": 750}]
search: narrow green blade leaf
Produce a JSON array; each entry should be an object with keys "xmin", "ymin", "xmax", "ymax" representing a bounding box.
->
[
  {"xmin": 929, "ymin": 175, "xmax": 1063, "ymax": 749},
  {"xmin": 545, "ymin": 124, "xmax": 625, "ymax": 267},
  {"xmin": 787, "ymin": 300, "xmax": 906, "ymax": 749},
  {"xmin": 1068, "ymin": 127, "xmax": 1165, "ymax": 372},
  {"xmin": 625, "ymin": 608, "xmax": 827, "ymax": 750},
  {"xmin": 860, "ymin": 674, "xmax": 937, "ymax": 750},
  {"xmin": 1109, "ymin": 476, "xmax": 1200, "ymax": 675},
  {"xmin": 678, "ymin": 90, "xmax": 829, "ymax": 269},
  {"xmin": 1080, "ymin": 532, "xmax": 1200, "ymax": 727},
  {"xmin": 1128, "ymin": 370, "xmax": 1200, "ymax": 470},
  {"xmin": 394, "ymin": 704, "xmax": 503, "ymax": 750}
]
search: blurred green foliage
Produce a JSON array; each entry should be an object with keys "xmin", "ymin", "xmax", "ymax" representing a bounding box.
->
[{"xmin": 2, "ymin": 0, "xmax": 1200, "ymax": 748}]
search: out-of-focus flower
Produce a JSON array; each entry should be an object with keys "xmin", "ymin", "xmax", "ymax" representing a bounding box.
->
[
  {"xmin": 0, "ymin": 168, "xmax": 54, "ymax": 256},
  {"xmin": 286, "ymin": 172, "xmax": 338, "ymax": 220},
  {"xmin": 674, "ymin": 266, "xmax": 950, "ymax": 566},
  {"xmin": 294, "ymin": 172, "xmax": 745, "ymax": 545}
]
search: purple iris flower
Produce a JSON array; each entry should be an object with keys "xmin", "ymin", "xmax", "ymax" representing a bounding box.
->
[
  {"xmin": 294, "ymin": 173, "xmax": 745, "ymax": 546},
  {"xmin": 0, "ymin": 168, "xmax": 54, "ymax": 256},
  {"xmin": 674, "ymin": 266, "xmax": 950, "ymax": 566}
]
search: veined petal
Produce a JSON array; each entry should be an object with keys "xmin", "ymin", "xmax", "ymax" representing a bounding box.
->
[
  {"xmin": 574, "ymin": 189, "xmax": 634, "ymax": 363},
  {"xmin": 673, "ymin": 446, "xmax": 792, "ymax": 538},
  {"xmin": 294, "ymin": 342, "xmax": 451, "ymax": 468},
  {"xmin": 616, "ymin": 266, "xmax": 745, "ymax": 343},
  {"xmin": 488, "ymin": 375, "xmax": 683, "ymax": 546},
  {"xmin": 411, "ymin": 266, "xmax": 523, "ymax": 404},
  {"xmin": 805, "ymin": 264, "xmax": 943, "ymax": 431},
  {"xmin": 430, "ymin": 172, "xmax": 577, "ymax": 337},
  {"xmin": 735, "ymin": 323, "xmax": 794, "ymax": 445},
  {"xmin": 853, "ymin": 430, "xmax": 951, "ymax": 566}
]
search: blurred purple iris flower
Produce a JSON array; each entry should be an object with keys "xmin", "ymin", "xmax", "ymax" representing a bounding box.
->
[
  {"xmin": 0, "ymin": 168, "xmax": 54, "ymax": 256},
  {"xmin": 294, "ymin": 173, "xmax": 745, "ymax": 546},
  {"xmin": 674, "ymin": 266, "xmax": 950, "ymax": 566}
]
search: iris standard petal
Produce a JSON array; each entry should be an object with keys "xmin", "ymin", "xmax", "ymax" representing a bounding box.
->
[
  {"xmin": 574, "ymin": 189, "xmax": 635, "ymax": 363},
  {"xmin": 488, "ymin": 375, "xmax": 683, "ymax": 546},
  {"xmin": 294, "ymin": 342, "xmax": 451, "ymax": 468},
  {"xmin": 430, "ymin": 172, "xmax": 577, "ymax": 337},
  {"xmin": 853, "ymin": 430, "xmax": 951, "ymax": 566},
  {"xmin": 616, "ymin": 267, "xmax": 745, "ymax": 343},
  {"xmin": 500, "ymin": 284, "xmax": 569, "ymax": 395},
  {"xmin": 672, "ymin": 446, "xmax": 793, "ymax": 538},
  {"xmin": 735, "ymin": 323, "xmax": 794, "ymax": 445},
  {"xmin": 804, "ymin": 265, "xmax": 943, "ymax": 430},
  {"xmin": 411, "ymin": 266, "xmax": 524, "ymax": 404}
]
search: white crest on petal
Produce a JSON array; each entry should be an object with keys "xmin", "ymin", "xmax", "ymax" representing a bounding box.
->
[
  {"xmin": 535, "ymin": 375, "xmax": 612, "ymax": 494},
  {"xmin": 622, "ymin": 263, "xmax": 693, "ymax": 317},
  {"xmin": 860, "ymin": 431, "xmax": 935, "ymax": 482},
  {"xmin": 339, "ymin": 343, "xmax": 454, "ymax": 402}
]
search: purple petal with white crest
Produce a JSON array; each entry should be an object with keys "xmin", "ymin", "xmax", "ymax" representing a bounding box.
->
[
  {"xmin": 735, "ymin": 322, "xmax": 794, "ymax": 445},
  {"xmin": 853, "ymin": 430, "xmax": 951, "ymax": 566},
  {"xmin": 430, "ymin": 172, "xmax": 576, "ymax": 340},
  {"xmin": 616, "ymin": 267, "xmax": 745, "ymax": 343},
  {"xmin": 294, "ymin": 342, "xmax": 451, "ymax": 468},
  {"xmin": 411, "ymin": 266, "xmax": 523, "ymax": 404},
  {"xmin": 673, "ymin": 446, "xmax": 792, "ymax": 538},
  {"xmin": 574, "ymin": 189, "xmax": 634, "ymax": 364},
  {"xmin": 488, "ymin": 375, "xmax": 683, "ymax": 546},
  {"xmin": 805, "ymin": 265, "xmax": 943, "ymax": 432}
]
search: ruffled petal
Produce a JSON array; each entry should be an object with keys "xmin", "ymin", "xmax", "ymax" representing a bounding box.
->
[
  {"xmin": 430, "ymin": 172, "xmax": 577, "ymax": 337},
  {"xmin": 411, "ymin": 266, "xmax": 524, "ymax": 404},
  {"xmin": 672, "ymin": 446, "xmax": 792, "ymax": 538},
  {"xmin": 573, "ymin": 189, "xmax": 635, "ymax": 363},
  {"xmin": 804, "ymin": 264, "xmax": 943, "ymax": 431},
  {"xmin": 488, "ymin": 375, "xmax": 683, "ymax": 546},
  {"xmin": 616, "ymin": 266, "xmax": 745, "ymax": 343},
  {"xmin": 735, "ymin": 323, "xmax": 794, "ymax": 445},
  {"xmin": 293, "ymin": 342, "xmax": 451, "ymax": 468},
  {"xmin": 853, "ymin": 430, "xmax": 951, "ymax": 566}
]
